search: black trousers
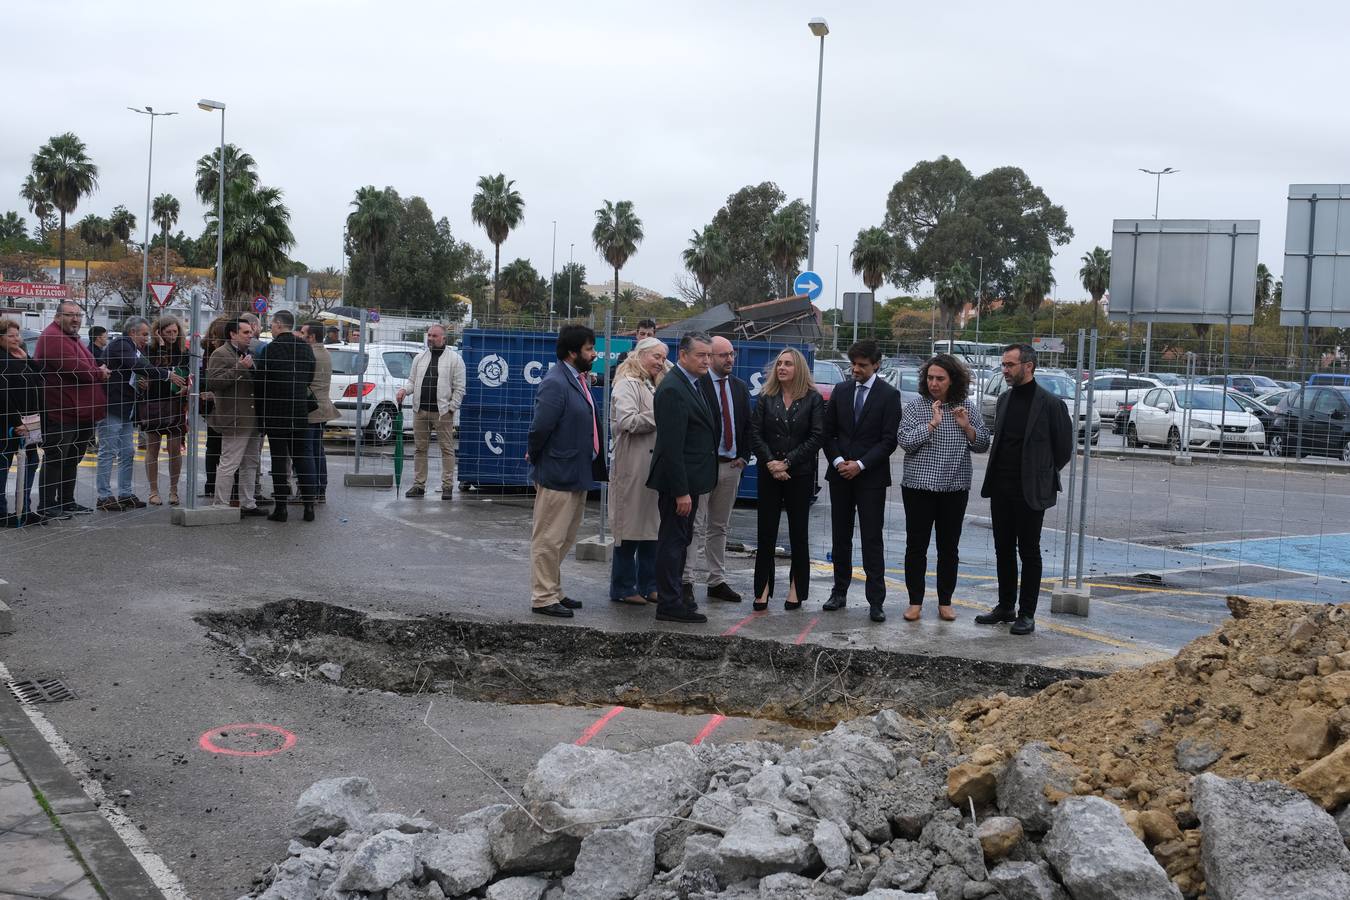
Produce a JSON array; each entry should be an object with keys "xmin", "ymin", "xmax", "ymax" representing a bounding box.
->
[
  {"xmin": 655, "ymin": 491, "xmax": 700, "ymax": 614},
  {"xmin": 267, "ymin": 426, "xmax": 319, "ymax": 502},
  {"xmin": 203, "ymin": 426, "xmax": 222, "ymax": 494},
  {"xmin": 754, "ymin": 473, "xmax": 813, "ymax": 603},
  {"xmin": 989, "ymin": 488, "xmax": 1046, "ymax": 617},
  {"xmin": 901, "ymin": 487, "xmax": 969, "ymax": 606},
  {"xmin": 38, "ymin": 419, "xmax": 92, "ymax": 512},
  {"xmin": 829, "ymin": 477, "xmax": 888, "ymax": 607}
]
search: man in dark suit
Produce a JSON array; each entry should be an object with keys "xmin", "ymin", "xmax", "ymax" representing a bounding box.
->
[
  {"xmin": 254, "ymin": 310, "xmax": 317, "ymax": 522},
  {"xmin": 822, "ymin": 339, "xmax": 902, "ymax": 622},
  {"xmin": 647, "ymin": 331, "xmax": 718, "ymax": 624},
  {"xmin": 526, "ymin": 324, "xmax": 608, "ymax": 619},
  {"xmin": 684, "ymin": 335, "xmax": 752, "ymax": 604},
  {"xmin": 976, "ymin": 343, "xmax": 1073, "ymax": 635}
]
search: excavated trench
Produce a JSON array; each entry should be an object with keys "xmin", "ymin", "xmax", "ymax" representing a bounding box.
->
[{"xmin": 199, "ymin": 599, "xmax": 1097, "ymax": 728}]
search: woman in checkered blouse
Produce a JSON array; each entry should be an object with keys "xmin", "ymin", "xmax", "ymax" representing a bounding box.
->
[{"xmin": 896, "ymin": 354, "xmax": 990, "ymax": 621}]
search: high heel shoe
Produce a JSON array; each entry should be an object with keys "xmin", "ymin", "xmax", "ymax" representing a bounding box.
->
[
  {"xmin": 784, "ymin": 600, "xmax": 802, "ymax": 610},
  {"xmin": 752, "ymin": 599, "xmax": 769, "ymax": 611}
]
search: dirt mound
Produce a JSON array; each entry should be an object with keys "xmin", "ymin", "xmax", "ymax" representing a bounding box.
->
[{"xmin": 948, "ymin": 596, "xmax": 1350, "ymax": 895}]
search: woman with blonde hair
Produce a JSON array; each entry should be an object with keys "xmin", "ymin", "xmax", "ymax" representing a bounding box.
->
[
  {"xmin": 607, "ymin": 337, "xmax": 669, "ymax": 605},
  {"xmin": 749, "ymin": 347, "xmax": 824, "ymax": 611},
  {"xmin": 138, "ymin": 315, "xmax": 190, "ymax": 504}
]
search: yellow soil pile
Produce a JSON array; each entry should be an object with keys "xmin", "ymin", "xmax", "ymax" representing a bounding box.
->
[{"xmin": 947, "ymin": 596, "xmax": 1350, "ymax": 897}]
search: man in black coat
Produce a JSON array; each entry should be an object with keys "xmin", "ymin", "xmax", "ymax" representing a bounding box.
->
[
  {"xmin": 976, "ymin": 343, "xmax": 1073, "ymax": 635},
  {"xmin": 254, "ymin": 310, "xmax": 317, "ymax": 521},
  {"xmin": 647, "ymin": 331, "xmax": 718, "ymax": 624},
  {"xmin": 822, "ymin": 339, "xmax": 902, "ymax": 622}
]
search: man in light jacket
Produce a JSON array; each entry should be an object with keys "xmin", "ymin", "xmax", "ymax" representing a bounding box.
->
[
  {"xmin": 300, "ymin": 322, "xmax": 338, "ymax": 502},
  {"xmin": 396, "ymin": 324, "xmax": 466, "ymax": 499}
]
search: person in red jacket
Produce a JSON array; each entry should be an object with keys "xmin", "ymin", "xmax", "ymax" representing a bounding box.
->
[{"xmin": 35, "ymin": 302, "xmax": 108, "ymax": 518}]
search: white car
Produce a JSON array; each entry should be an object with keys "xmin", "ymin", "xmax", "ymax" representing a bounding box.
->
[
  {"xmin": 878, "ymin": 366, "xmax": 922, "ymax": 406},
  {"xmin": 981, "ymin": 370, "xmax": 1102, "ymax": 444},
  {"xmin": 1081, "ymin": 374, "xmax": 1167, "ymax": 433},
  {"xmin": 326, "ymin": 341, "xmax": 426, "ymax": 442},
  {"xmin": 1126, "ymin": 387, "xmax": 1265, "ymax": 452}
]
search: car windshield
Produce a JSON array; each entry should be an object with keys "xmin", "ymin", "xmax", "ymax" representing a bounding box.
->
[
  {"xmin": 1176, "ymin": 390, "xmax": 1243, "ymax": 412},
  {"xmin": 1038, "ymin": 375, "xmax": 1077, "ymax": 399},
  {"xmin": 813, "ymin": 363, "xmax": 844, "ymax": 385}
]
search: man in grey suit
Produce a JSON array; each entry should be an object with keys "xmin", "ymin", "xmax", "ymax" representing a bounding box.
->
[
  {"xmin": 526, "ymin": 324, "xmax": 608, "ymax": 619},
  {"xmin": 975, "ymin": 343, "xmax": 1073, "ymax": 635}
]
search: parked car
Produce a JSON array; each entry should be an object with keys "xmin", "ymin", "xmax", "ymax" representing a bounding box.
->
[
  {"xmin": 981, "ymin": 369, "xmax": 1101, "ymax": 444},
  {"xmin": 1256, "ymin": 388, "xmax": 1293, "ymax": 410},
  {"xmin": 1267, "ymin": 387, "xmax": 1350, "ymax": 460},
  {"xmin": 1195, "ymin": 374, "xmax": 1281, "ymax": 396},
  {"xmin": 327, "ymin": 341, "xmax": 427, "ymax": 442},
  {"xmin": 1138, "ymin": 371, "xmax": 1183, "ymax": 386},
  {"xmin": 1307, "ymin": 373, "xmax": 1350, "ymax": 388},
  {"xmin": 812, "ymin": 358, "xmax": 847, "ymax": 402},
  {"xmin": 878, "ymin": 366, "xmax": 922, "ymax": 406},
  {"xmin": 1125, "ymin": 387, "xmax": 1264, "ymax": 452},
  {"xmin": 1275, "ymin": 379, "xmax": 1301, "ymax": 390},
  {"xmin": 1226, "ymin": 390, "xmax": 1274, "ymax": 431},
  {"xmin": 1081, "ymin": 374, "xmax": 1166, "ymax": 433}
]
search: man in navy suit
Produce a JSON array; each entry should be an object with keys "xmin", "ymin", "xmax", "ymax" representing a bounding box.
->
[
  {"xmin": 526, "ymin": 324, "xmax": 608, "ymax": 618},
  {"xmin": 822, "ymin": 339, "xmax": 902, "ymax": 622}
]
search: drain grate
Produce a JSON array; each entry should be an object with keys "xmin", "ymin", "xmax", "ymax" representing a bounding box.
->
[{"xmin": 7, "ymin": 678, "xmax": 77, "ymax": 704}]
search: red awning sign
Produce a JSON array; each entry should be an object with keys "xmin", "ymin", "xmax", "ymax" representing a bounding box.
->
[{"xmin": 0, "ymin": 281, "xmax": 69, "ymax": 300}]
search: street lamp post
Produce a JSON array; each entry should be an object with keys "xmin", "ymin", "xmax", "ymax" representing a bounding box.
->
[
  {"xmin": 188, "ymin": 98, "xmax": 226, "ymax": 513},
  {"xmin": 832, "ymin": 242, "xmax": 840, "ymax": 352},
  {"xmin": 567, "ymin": 242, "xmax": 574, "ymax": 320},
  {"xmin": 805, "ymin": 17, "xmax": 829, "ymax": 273},
  {"xmin": 1138, "ymin": 167, "xmax": 1178, "ymax": 371},
  {"xmin": 549, "ymin": 220, "xmax": 557, "ymax": 331},
  {"xmin": 129, "ymin": 106, "xmax": 176, "ymax": 318}
]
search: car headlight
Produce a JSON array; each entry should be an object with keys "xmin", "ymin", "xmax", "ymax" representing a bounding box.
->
[
  {"xmin": 1248, "ymin": 422, "xmax": 1264, "ymax": 432},
  {"xmin": 1192, "ymin": 421, "xmax": 1218, "ymax": 431}
]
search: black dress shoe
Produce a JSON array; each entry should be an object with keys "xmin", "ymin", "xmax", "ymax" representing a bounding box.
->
[
  {"xmin": 302, "ymin": 504, "xmax": 315, "ymax": 522},
  {"xmin": 267, "ymin": 504, "xmax": 288, "ymax": 522},
  {"xmin": 66, "ymin": 503, "xmax": 94, "ymax": 514},
  {"xmin": 559, "ymin": 597, "xmax": 582, "ymax": 610},
  {"xmin": 869, "ymin": 606, "xmax": 886, "ymax": 623},
  {"xmin": 707, "ymin": 582, "xmax": 742, "ymax": 603},
  {"xmin": 239, "ymin": 506, "xmax": 269, "ymax": 517},
  {"xmin": 974, "ymin": 606, "xmax": 1017, "ymax": 625},
  {"xmin": 655, "ymin": 608, "xmax": 708, "ymax": 624},
  {"xmin": 822, "ymin": 593, "xmax": 847, "ymax": 611},
  {"xmin": 533, "ymin": 604, "xmax": 574, "ymax": 618},
  {"xmin": 117, "ymin": 495, "xmax": 147, "ymax": 509},
  {"xmin": 1010, "ymin": 615, "xmax": 1036, "ymax": 635}
]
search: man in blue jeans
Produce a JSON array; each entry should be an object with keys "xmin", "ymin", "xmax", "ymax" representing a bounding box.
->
[{"xmin": 97, "ymin": 317, "xmax": 185, "ymax": 511}]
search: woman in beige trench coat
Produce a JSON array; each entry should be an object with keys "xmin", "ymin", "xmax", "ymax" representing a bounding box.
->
[{"xmin": 608, "ymin": 337, "xmax": 669, "ymax": 604}]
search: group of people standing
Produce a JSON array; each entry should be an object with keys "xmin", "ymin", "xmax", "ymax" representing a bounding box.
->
[{"xmin": 525, "ymin": 327, "xmax": 1072, "ymax": 636}]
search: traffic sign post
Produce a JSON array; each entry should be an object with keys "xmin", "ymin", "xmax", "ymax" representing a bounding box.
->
[
  {"xmin": 793, "ymin": 271, "xmax": 823, "ymax": 301},
  {"xmin": 252, "ymin": 296, "xmax": 269, "ymax": 315},
  {"xmin": 148, "ymin": 282, "xmax": 176, "ymax": 308},
  {"xmin": 368, "ymin": 310, "xmax": 380, "ymax": 323}
]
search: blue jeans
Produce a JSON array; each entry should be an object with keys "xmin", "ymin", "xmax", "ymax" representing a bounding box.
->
[
  {"xmin": 610, "ymin": 539, "xmax": 657, "ymax": 600},
  {"xmin": 96, "ymin": 416, "xmax": 136, "ymax": 499},
  {"xmin": 303, "ymin": 424, "xmax": 328, "ymax": 493},
  {"xmin": 0, "ymin": 443, "xmax": 40, "ymax": 516}
]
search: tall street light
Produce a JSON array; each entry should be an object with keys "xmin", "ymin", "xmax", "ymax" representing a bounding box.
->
[
  {"xmin": 1138, "ymin": 167, "xmax": 1178, "ymax": 371},
  {"xmin": 188, "ymin": 98, "xmax": 226, "ymax": 513},
  {"xmin": 805, "ymin": 17, "xmax": 829, "ymax": 273},
  {"xmin": 129, "ymin": 106, "xmax": 176, "ymax": 317}
]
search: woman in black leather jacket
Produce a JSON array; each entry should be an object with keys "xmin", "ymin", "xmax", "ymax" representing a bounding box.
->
[{"xmin": 749, "ymin": 347, "xmax": 824, "ymax": 611}]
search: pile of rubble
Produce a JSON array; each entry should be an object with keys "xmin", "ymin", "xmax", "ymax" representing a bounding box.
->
[{"xmin": 239, "ymin": 598, "xmax": 1350, "ymax": 899}]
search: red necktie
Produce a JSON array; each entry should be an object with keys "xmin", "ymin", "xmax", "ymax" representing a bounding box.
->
[
  {"xmin": 578, "ymin": 373, "xmax": 599, "ymax": 454},
  {"xmin": 719, "ymin": 378, "xmax": 733, "ymax": 453}
]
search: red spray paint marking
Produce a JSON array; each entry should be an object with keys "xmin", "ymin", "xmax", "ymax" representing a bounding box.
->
[
  {"xmin": 793, "ymin": 616, "xmax": 821, "ymax": 645},
  {"xmin": 691, "ymin": 714, "xmax": 727, "ymax": 746},
  {"xmin": 574, "ymin": 706, "xmax": 624, "ymax": 746},
  {"xmin": 721, "ymin": 610, "xmax": 766, "ymax": 637},
  {"xmin": 198, "ymin": 723, "xmax": 297, "ymax": 757}
]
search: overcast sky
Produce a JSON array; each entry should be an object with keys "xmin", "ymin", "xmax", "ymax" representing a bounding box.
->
[{"xmin": 5, "ymin": 0, "xmax": 1347, "ymax": 309}]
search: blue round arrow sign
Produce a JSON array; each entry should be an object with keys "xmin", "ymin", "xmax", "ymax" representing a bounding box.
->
[{"xmin": 793, "ymin": 271, "xmax": 823, "ymax": 301}]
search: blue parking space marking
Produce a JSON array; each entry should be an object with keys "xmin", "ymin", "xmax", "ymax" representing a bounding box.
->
[{"xmin": 1185, "ymin": 533, "xmax": 1350, "ymax": 581}]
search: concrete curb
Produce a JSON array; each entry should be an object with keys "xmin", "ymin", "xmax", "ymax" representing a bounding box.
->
[
  {"xmin": 1086, "ymin": 443, "xmax": 1349, "ymax": 473},
  {"xmin": 0, "ymin": 578, "xmax": 12, "ymax": 633},
  {"xmin": 0, "ymin": 689, "xmax": 166, "ymax": 900}
]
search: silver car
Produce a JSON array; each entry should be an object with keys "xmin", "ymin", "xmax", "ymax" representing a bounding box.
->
[{"xmin": 982, "ymin": 370, "xmax": 1101, "ymax": 444}]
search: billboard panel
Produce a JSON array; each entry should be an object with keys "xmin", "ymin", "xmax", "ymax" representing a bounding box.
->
[
  {"xmin": 1108, "ymin": 219, "xmax": 1259, "ymax": 325},
  {"xmin": 842, "ymin": 291, "xmax": 874, "ymax": 324},
  {"xmin": 1282, "ymin": 184, "xmax": 1350, "ymax": 328}
]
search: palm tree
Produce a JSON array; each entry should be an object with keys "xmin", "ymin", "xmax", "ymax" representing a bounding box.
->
[
  {"xmin": 30, "ymin": 133, "xmax": 99, "ymax": 283},
  {"xmin": 935, "ymin": 261, "xmax": 976, "ymax": 344},
  {"xmin": 764, "ymin": 205, "xmax": 809, "ymax": 296},
  {"xmin": 153, "ymin": 193, "xmax": 180, "ymax": 278},
  {"xmin": 194, "ymin": 144, "xmax": 258, "ymax": 208},
  {"xmin": 499, "ymin": 258, "xmax": 542, "ymax": 312},
  {"xmin": 346, "ymin": 186, "xmax": 400, "ymax": 304},
  {"xmin": 205, "ymin": 181, "xmax": 295, "ymax": 313},
  {"xmin": 76, "ymin": 214, "xmax": 113, "ymax": 297},
  {"xmin": 0, "ymin": 212, "xmax": 27, "ymax": 244},
  {"xmin": 470, "ymin": 174, "xmax": 525, "ymax": 322},
  {"xmin": 1078, "ymin": 246, "xmax": 1110, "ymax": 333},
  {"xmin": 1013, "ymin": 254, "xmax": 1055, "ymax": 331},
  {"xmin": 682, "ymin": 225, "xmax": 730, "ymax": 307},
  {"xmin": 592, "ymin": 200, "xmax": 644, "ymax": 325},
  {"xmin": 19, "ymin": 175, "xmax": 52, "ymax": 243},
  {"xmin": 107, "ymin": 205, "xmax": 136, "ymax": 249},
  {"xmin": 1249, "ymin": 262, "xmax": 1275, "ymax": 367},
  {"xmin": 851, "ymin": 227, "xmax": 895, "ymax": 308}
]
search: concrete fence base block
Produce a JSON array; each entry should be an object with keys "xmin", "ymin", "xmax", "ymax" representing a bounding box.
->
[
  {"xmin": 0, "ymin": 577, "xmax": 12, "ymax": 602},
  {"xmin": 574, "ymin": 536, "xmax": 614, "ymax": 562},
  {"xmin": 1050, "ymin": 586, "xmax": 1091, "ymax": 617},
  {"xmin": 1170, "ymin": 454, "xmax": 1194, "ymax": 466},
  {"xmin": 344, "ymin": 473, "xmax": 394, "ymax": 488},
  {"xmin": 171, "ymin": 506, "xmax": 241, "ymax": 527},
  {"xmin": 0, "ymin": 598, "xmax": 13, "ymax": 634}
]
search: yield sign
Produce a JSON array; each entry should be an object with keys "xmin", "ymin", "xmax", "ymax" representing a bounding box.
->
[{"xmin": 148, "ymin": 282, "xmax": 176, "ymax": 307}]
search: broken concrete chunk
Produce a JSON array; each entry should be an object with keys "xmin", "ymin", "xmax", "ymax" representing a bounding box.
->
[
  {"xmin": 1191, "ymin": 772, "xmax": 1350, "ymax": 900},
  {"xmin": 919, "ymin": 818, "xmax": 985, "ymax": 882},
  {"xmin": 1290, "ymin": 739, "xmax": 1350, "ymax": 809},
  {"xmin": 857, "ymin": 889, "xmax": 939, "ymax": 899},
  {"xmin": 756, "ymin": 871, "xmax": 846, "ymax": 898},
  {"xmin": 871, "ymin": 840, "xmax": 935, "ymax": 892},
  {"xmin": 1336, "ymin": 805, "xmax": 1350, "ymax": 849},
  {"xmin": 808, "ymin": 776, "xmax": 857, "ymax": 826},
  {"xmin": 1042, "ymin": 796, "xmax": 1181, "ymax": 900},
  {"xmin": 366, "ymin": 811, "xmax": 439, "ymax": 834},
  {"xmin": 416, "ymin": 826, "xmax": 496, "ymax": 895},
  {"xmin": 975, "ymin": 816, "xmax": 1023, "ymax": 863},
  {"xmin": 1173, "ymin": 737, "xmax": 1224, "ymax": 774},
  {"xmin": 986, "ymin": 860, "xmax": 1068, "ymax": 900},
  {"xmin": 524, "ymin": 741, "xmax": 707, "ymax": 829},
  {"xmin": 332, "ymin": 829, "xmax": 416, "ymax": 892},
  {"xmin": 317, "ymin": 662, "xmax": 343, "ymax": 682},
  {"xmin": 455, "ymin": 803, "xmax": 512, "ymax": 833},
  {"xmin": 566, "ymin": 824, "xmax": 656, "ymax": 900},
  {"xmin": 715, "ymin": 807, "xmax": 816, "ymax": 880},
  {"xmin": 813, "ymin": 818, "xmax": 851, "ymax": 870},
  {"xmin": 486, "ymin": 876, "xmax": 551, "ymax": 900},
  {"xmin": 290, "ymin": 777, "xmax": 377, "ymax": 842},
  {"xmin": 488, "ymin": 803, "xmax": 582, "ymax": 875},
  {"xmin": 995, "ymin": 743, "xmax": 1080, "ymax": 833}
]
